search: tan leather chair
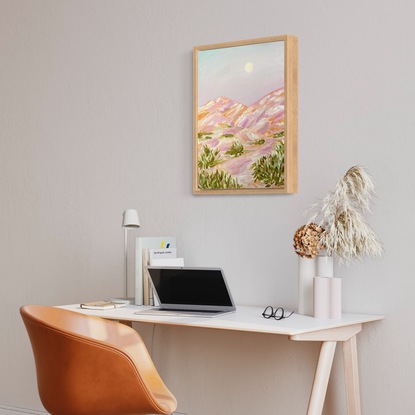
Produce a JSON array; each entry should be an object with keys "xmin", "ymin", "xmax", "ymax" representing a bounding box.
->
[{"xmin": 20, "ymin": 305, "xmax": 177, "ymax": 415}]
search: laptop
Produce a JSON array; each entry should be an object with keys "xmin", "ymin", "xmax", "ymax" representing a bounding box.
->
[{"xmin": 136, "ymin": 266, "xmax": 236, "ymax": 317}]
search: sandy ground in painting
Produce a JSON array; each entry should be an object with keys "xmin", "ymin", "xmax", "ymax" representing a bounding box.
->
[{"xmin": 197, "ymin": 88, "xmax": 285, "ymax": 188}]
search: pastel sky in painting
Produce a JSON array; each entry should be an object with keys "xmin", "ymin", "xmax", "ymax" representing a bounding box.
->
[{"xmin": 198, "ymin": 41, "xmax": 284, "ymax": 107}]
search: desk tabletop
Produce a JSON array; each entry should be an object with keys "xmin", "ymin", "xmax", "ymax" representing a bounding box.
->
[{"xmin": 59, "ymin": 304, "xmax": 384, "ymax": 337}]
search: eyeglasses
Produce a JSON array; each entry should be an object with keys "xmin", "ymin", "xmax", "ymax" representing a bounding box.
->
[{"xmin": 262, "ymin": 306, "xmax": 294, "ymax": 320}]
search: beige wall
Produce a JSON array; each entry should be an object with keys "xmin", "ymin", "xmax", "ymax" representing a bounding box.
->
[{"xmin": 1, "ymin": 1, "xmax": 414, "ymax": 414}]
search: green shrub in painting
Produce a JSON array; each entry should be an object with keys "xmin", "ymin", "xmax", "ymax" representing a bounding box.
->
[
  {"xmin": 274, "ymin": 131, "xmax": 284, "ymax": 138},
  {"xmin": 225, "ymin": 141, "xmax": 244, "ymax": 158},
  {"xmin": 250, "ymin": 141, "xmax": 284, "ymax": 187},
  {"xmin": 198, "ymin": 170, "xmax": 242, "ymax": 189},
  {"xmin": 198, "ymin": 145, "xmax": 221, "ymax": 169},
  {"xmin": 198, "ymin": 132, "xmax": 213, "ymax": 139}
]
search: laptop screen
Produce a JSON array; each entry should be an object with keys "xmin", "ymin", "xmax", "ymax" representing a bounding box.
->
[{"xmin": 146, "ymin": 267, "xmax": 235, "ymax": 312}]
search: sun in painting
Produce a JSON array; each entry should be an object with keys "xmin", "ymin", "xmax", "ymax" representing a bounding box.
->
[{"xmin": 244, "ymin": 61, "xmax": 253, "ymax": 73}]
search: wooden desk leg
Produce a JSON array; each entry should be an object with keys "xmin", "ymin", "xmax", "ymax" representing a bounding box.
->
[
  {"xmin": 307, "ymin": 341, "xmax": 337, "ymax": 415},
  {"xmin": 291, "ymin": 324, "xmax": 362, "ymax": 415},
  {"xmin": 343, "ymin": 335, "xmax": 361, "ymax": 415}
]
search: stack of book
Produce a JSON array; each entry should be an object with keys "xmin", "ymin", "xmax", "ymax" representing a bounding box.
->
[
  {"xmin": 135, "ymin": 237, "xmax": 184, "ymax": 305},
  {"xmin": 142, "ymin": 247, "xmax": 184, "ymax": 305}
]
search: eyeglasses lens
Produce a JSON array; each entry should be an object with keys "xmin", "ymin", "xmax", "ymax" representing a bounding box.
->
[
  {"xmin": 274, "ymin": 307, "xmax": 284, "ymax": 320},
  {"xmin": 262, "ymin": 306, "xmax": 274, "ymax": 319}
]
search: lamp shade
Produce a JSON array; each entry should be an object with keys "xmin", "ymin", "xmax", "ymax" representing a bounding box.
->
[{"xmin": 122, "ymin": 209, "xmax": 140, "ymax": 228}]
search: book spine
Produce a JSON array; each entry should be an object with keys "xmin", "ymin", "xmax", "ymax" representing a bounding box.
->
[{"xmin": 143, "ymin": 249, "xmax": 150, "ymax": 306}]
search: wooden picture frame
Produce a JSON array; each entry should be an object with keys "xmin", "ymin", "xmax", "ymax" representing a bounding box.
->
[{"xmin": 193, "ymin": 35, "xmax": 298, "ymax": 195}]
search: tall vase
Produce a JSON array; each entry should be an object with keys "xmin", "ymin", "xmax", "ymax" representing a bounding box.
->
[
  {"xmin": 313, "ymin": 256, "xmax": 341, "ymax": 319},
  {"xmin": 316, "ymin": 255, "xmax": 334, "ymax": 277},
  {"xmin": 298, "ymin": 256, "xmax": 316, "ymax": 316}
]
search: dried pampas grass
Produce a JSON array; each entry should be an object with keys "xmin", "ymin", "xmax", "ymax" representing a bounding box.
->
[{"xmin": 308, "ymin": 166, "xmax": 383, "ymax": 265}]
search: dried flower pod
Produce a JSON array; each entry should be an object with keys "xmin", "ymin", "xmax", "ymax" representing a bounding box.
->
[{"xmin": 293, "ymin": 223, "xmax": 325, "ymax": 258}]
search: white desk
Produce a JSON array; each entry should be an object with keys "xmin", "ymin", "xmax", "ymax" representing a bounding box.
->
[{"xmin": 60, "ymin": 304, "xmax": 383, "ymax": 415}]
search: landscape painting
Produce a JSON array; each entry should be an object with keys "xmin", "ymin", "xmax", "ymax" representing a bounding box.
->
[{"xmin": 193, "ymin": 36, "xmax": 298, "ymax": 194}]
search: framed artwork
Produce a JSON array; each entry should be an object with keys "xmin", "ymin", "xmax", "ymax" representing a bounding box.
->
[{"xmin": 193, "ymin": 35, "xmax": 298, "ymax": 194}]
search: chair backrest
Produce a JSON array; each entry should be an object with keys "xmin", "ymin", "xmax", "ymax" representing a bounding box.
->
[{"xmin": 20, "ymin": 305, "xmax": 177, "ymax": 415}]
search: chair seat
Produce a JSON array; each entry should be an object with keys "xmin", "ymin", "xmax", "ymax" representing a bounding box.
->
[{"xmin": 20, "ymin": 304, "xmax": 177, "ymax": 415}]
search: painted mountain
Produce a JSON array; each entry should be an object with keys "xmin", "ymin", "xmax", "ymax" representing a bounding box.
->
[{"xmin": 197, "ymin": 88, "xmax": 285, "ymax": 189}]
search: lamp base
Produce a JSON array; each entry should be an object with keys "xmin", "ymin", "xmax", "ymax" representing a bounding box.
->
[{"xmin": 110, "ymin": 297, "xmax": 135, "ymax": 305}]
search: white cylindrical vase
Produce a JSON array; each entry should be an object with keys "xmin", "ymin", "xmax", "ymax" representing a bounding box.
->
[
  {"xmin": 316, "ymin": 255, "xmax": 334, "ymax": 277},
  {"xmin": 298, "ymin": 257, "xmax": 316, "ymax": 316},
  {"xmin": 313, "ymin": 276, "xmax": 342, "ymax": 319}
]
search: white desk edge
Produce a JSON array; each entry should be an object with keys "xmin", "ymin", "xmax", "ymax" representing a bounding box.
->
[{"xmin": 58, "ymin": 304, "xmax": 384, "ymax": 337}]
